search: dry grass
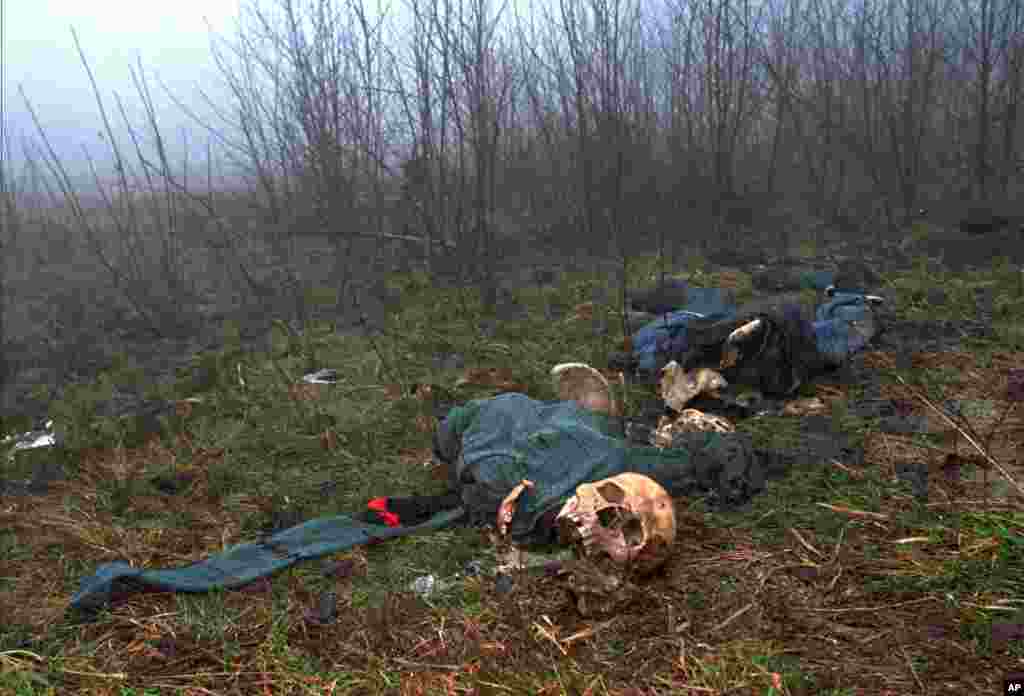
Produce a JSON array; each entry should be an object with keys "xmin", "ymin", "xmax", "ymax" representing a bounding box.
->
[{"xmin": 2, "ymin": 256, "xmax": 1024, "ymax": 695}]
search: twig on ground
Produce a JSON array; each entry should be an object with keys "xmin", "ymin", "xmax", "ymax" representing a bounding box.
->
[
  {"xmin": 900, "ymin": 645, "xmax": 926, "ymax": 694},
  {"xmin": 896, "ymin": 376, "xmax": 1024, "ymax": 498},
  {"xmin": 804, "ymin": 596, "xmax": 935, "ymax": 613},
  {"xmin": 532, "ymin": 618, "xmax": 568, "ymax": 656},
  {"xmin": 831, "ymin": 459, "xmax": 864, "ymax": 478},
  {"xmin": 711, "ymin": 602, "xmax": 754, "ymax": 634},
  {"xmin": 789, "ymin": 527, "xmax": 825, "ymax": 558},
  {"xmin": 830, "ymin": 524, "xmax": 847, "ymax": 563},
  {"xmin": 816, "ymin": 503, "xmax": 890, "ymax": 521}
]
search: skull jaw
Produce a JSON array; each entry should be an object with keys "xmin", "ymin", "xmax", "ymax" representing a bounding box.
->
[{"xmin": 556, "ymin": 503, "xmax": 645, "ymax": 568}]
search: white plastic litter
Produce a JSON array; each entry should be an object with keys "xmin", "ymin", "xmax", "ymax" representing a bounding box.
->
[
  {"xmin": 3, "ymin": 420, "xmax": 57, "ymax": 461},
  {"xmin": 302, "ymin": 369, "xmax": 341, "ymax": 384},
  {"xmin": 410, "ymin": 574, "xmax": 439, "ymax": 598}
]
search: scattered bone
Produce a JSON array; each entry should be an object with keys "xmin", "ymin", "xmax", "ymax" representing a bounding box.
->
[
  {"xmin": 497, "ymin": 479, "xmax": 534, "ymax": 537},
  {"xmin": 551, "ymin": 362, "xmax": 619, "ymax": 415},
  {"xmin": 660, "ymin": 362, "xmax": 728, "ymax": 413},
  {"xmin": 651, "ymin": 409, "xmax": 735, "ymax": 447}
]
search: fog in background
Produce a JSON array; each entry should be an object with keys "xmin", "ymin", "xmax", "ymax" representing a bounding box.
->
[
  {"xmin": 4, "ymin": 0, "xmax": 244, "ymax": 190},
  {"xmin": 0, "ymin": 0, "xmax": 1021, "ymax": 403}
]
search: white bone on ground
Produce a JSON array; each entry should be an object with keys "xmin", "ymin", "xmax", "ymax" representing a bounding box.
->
[{"xmin": 726, "ymin": 318, "xmax": 763, "ymax": 345}]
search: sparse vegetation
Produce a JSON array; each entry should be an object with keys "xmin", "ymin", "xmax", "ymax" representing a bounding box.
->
[
  {"xmin": 0, "ymin": 261, "xmax": 1021, "ymax": 694},
  {"xmin": 2, "ymin": 0, "xmax": 1024, "ymax": 692}
]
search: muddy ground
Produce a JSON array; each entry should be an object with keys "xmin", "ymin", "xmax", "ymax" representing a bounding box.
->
[
  {"xmin": 2, "ymin": 226, "xmax": 1022, "ymax": 695},
  {"xmin": 0, "ymin": 229, "xmax": 1007, "ymax": 498}
]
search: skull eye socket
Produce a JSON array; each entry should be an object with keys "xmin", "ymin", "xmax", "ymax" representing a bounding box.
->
[
  {"xmin": 594, "ymin": 482, "xmax": 627, "ymax": 505},
  {"xmin": 596, "ymin": 506, "xmax": 629, "ymax": 528},
  {"xmin": 557, "ymin": 474, "xmax": 677, "ymax": 575},
  {"xmin": 594, "ymin": 509, "xmax": 646, "ymax": 547}
]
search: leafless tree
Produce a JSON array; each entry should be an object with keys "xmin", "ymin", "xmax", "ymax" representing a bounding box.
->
[{"xmin": 8, "ymin": 0, "xmax": 1024, "ymax": 393}]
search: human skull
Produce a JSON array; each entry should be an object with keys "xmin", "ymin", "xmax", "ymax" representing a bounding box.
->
[{"xmin": 556, "ymin": 473, "xmax": 676, "ymax": 575}]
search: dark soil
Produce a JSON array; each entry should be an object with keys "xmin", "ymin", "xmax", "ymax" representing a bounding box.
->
[
  {"xmin": 0, "ymin": 233, "xmax": 1003, "ymax": 501},
  {"xmin": 3, "ymin": 231, "xmax": 1020, "ymax": 695}
]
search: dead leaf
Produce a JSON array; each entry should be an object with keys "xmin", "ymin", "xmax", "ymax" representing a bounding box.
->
[
  {"xmin": 783, "ymin": 397, "xmax": 827, "ymax": 416},
  {"xmin": 413, "ymin": 384, "xmax": 436, "ymax": 401},
  {"xmin": 570, "ymin": 302, "xmax": 595, "ymax": 321},
  {"xmin": 414, "ymin": 414, "xmax": 438, "ymax": 434},
  {"xmin": 320, "ymin": 430, "xmax": 338, "ymax": 451},
  {"xmin": 174, "ymin": 398, "xmax": 203, "ymax": 419},
  {"xmin": 455, "ymin": 367, "xmax": 527, "ymax": 392},
  {"xmin": 862, "ymin": 351, "xmax": 896, "ymax": 370},
  {"xmin": 192, "ymin": 448, "xmax": 225, "ymax": 468},
  {"xmin": 815, "ymin": 385, "xmax": 846, "ymax": 400},
  {"xmin": 289, "ymin": 383, "xmax": 322, "ymax": 402},
  {"xmin": 714, "ymin": 270, "xmax": 746, "ymax": 291}
]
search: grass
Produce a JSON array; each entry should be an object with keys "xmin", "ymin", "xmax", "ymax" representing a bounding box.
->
[{"xmin": 1, "ymin": 253, "xmax": 1023, "ymax": 694}]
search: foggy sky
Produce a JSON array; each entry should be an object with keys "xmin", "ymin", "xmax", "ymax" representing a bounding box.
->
[{"xmin": 4, "ymin": 0, "xmax": 243, "ymax": 187}]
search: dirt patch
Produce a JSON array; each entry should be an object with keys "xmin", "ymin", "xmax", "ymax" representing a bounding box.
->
[{"xmin": 2, "ymin": 240, "xmax": 1023, "ymax": 695}]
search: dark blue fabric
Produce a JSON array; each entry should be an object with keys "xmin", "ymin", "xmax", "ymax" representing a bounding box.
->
[
  {"xmin": 69, "ymin": 395, "xmax": 738, "ymax": 612},
  {"xmin": 631, "ymin": 287, "xmax": 737, "ymax": 372},
  {"xmin": 441, "ymin": 394, "xmax": 749, "ymax": 539},
  {"xmin": 69, "ymin": 508, "xmax": 465, "ymax": 611},
  {"xmin": 812, "ymin": 290, "xmax": 880, "ymax": 365},
  {"xmin": 629, "ymin": 273, "xmax": 879, "ymax": 372},
  {"xmin": 69, "ymin": 277, "xmax": 878, "ymax": 613}
]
